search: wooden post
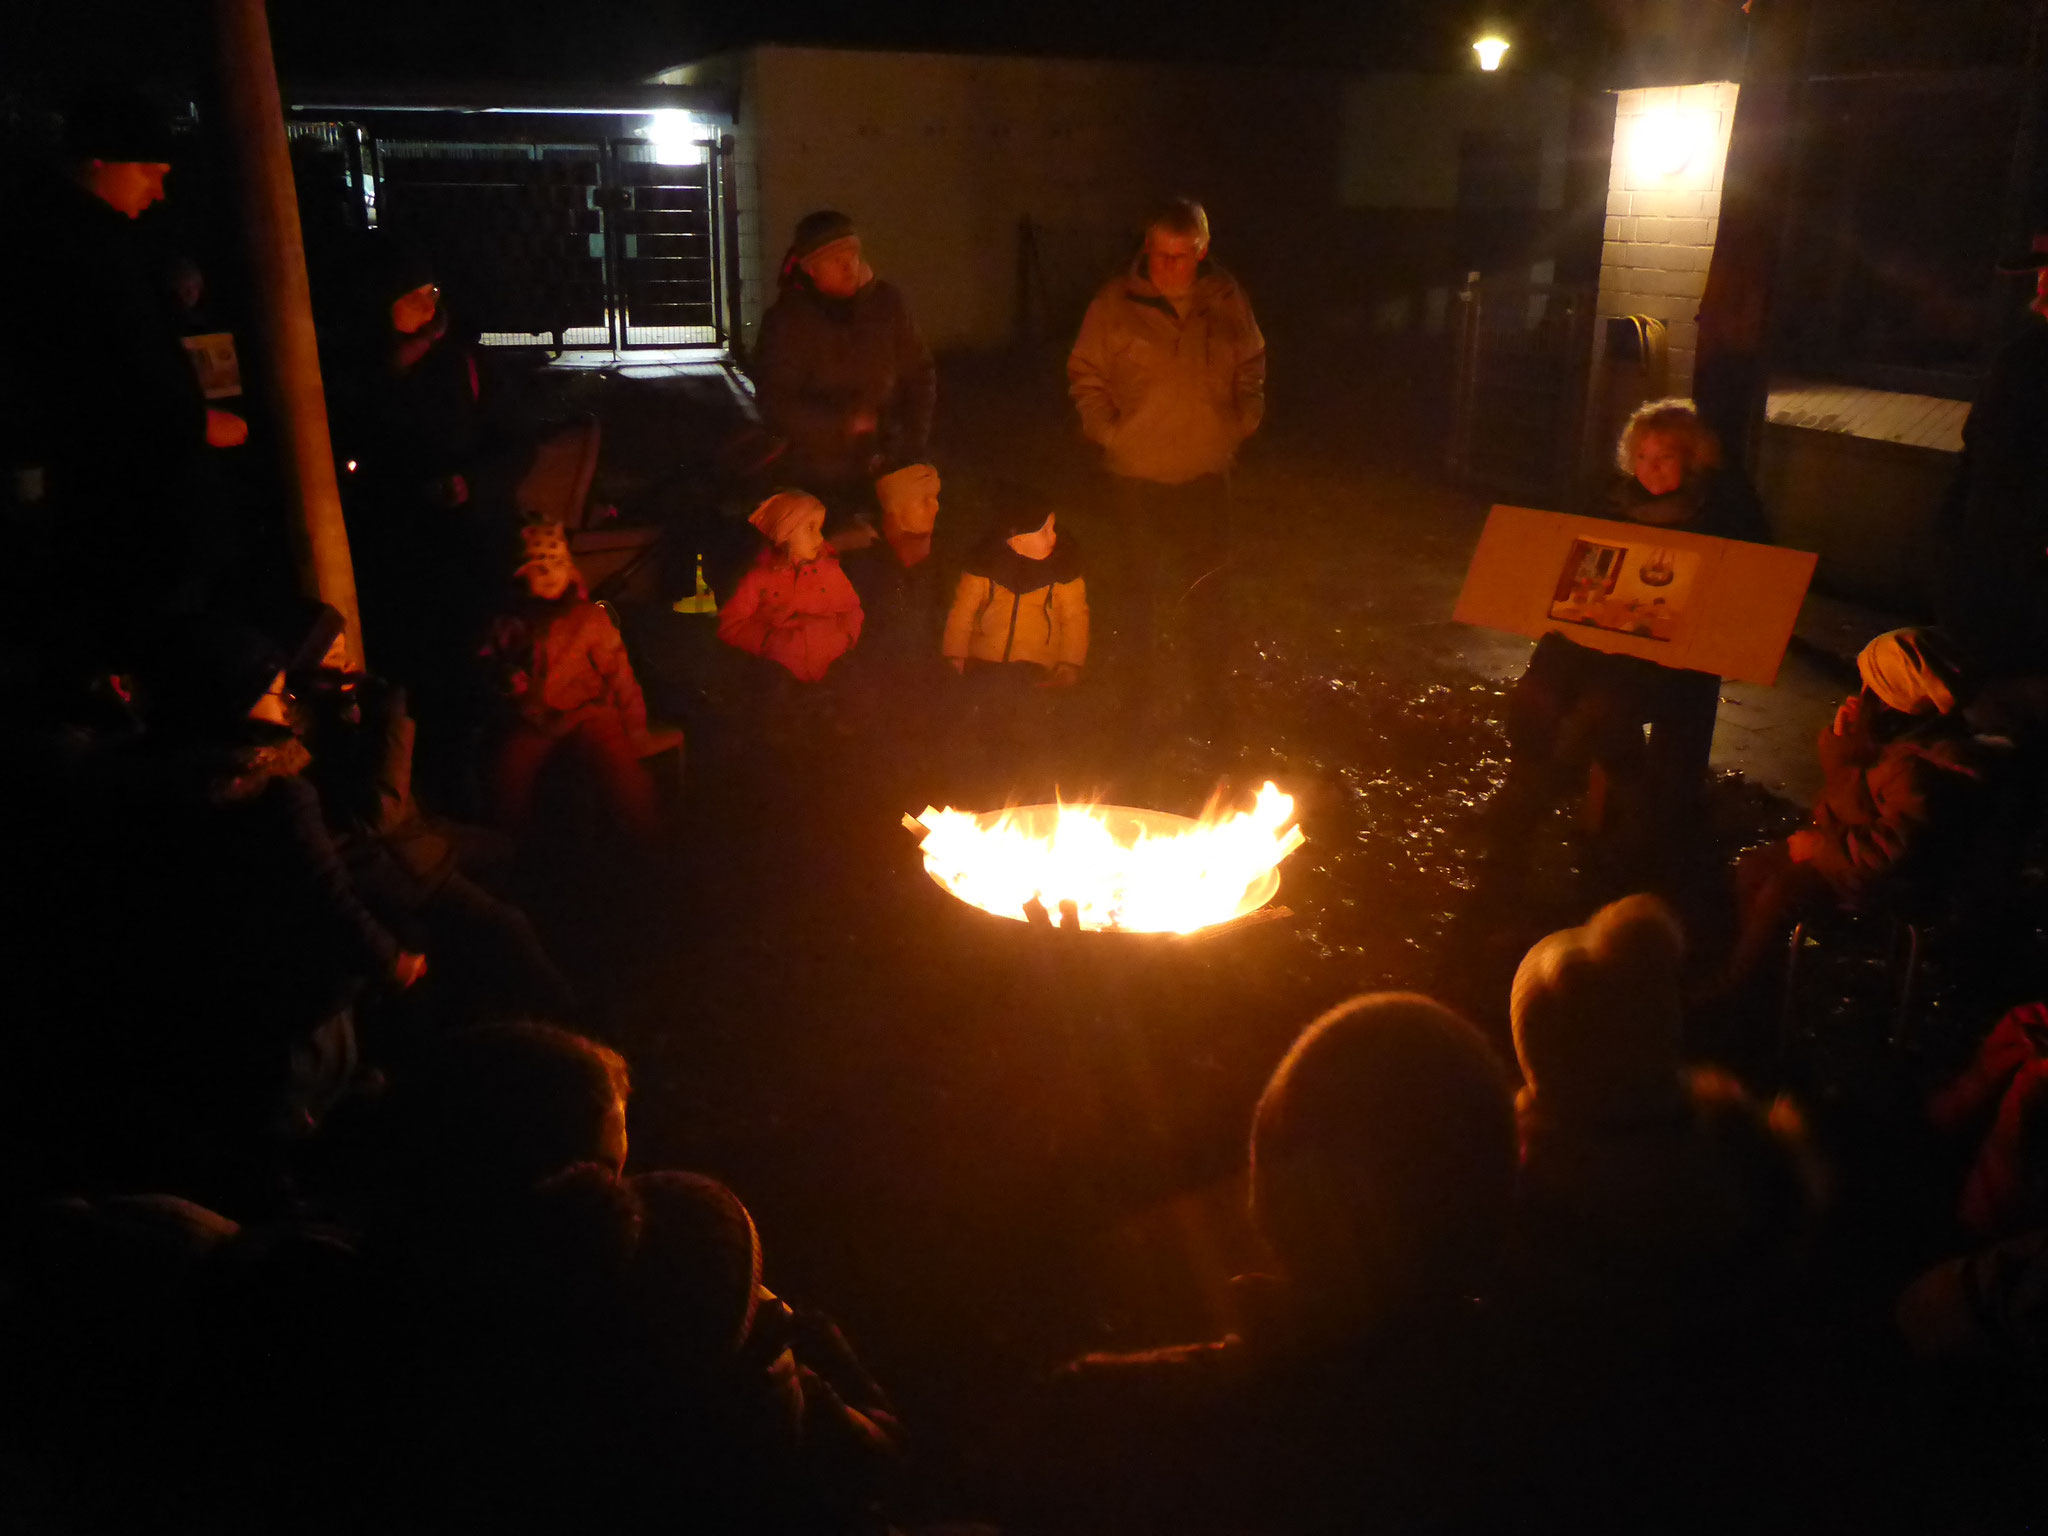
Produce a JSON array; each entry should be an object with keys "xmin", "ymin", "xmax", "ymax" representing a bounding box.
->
[
  {"xmin": 211, "ymin": 0, "xmax": 363, "ymax": 659},
  {"xmin": 1693, "ymin": 0, "xmax": 1816, "ymax": 471}
]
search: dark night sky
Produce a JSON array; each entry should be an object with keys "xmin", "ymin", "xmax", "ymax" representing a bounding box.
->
[{"xmin": 4, "ymin": 0, "xmax": 2039, "ymax": 100}]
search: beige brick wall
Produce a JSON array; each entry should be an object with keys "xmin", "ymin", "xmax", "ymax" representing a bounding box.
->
[{"xmin": 1598, "ymin": 81, "xmax": 1738, "ymax": 397}]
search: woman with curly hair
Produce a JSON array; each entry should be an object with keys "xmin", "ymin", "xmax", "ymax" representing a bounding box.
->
[{"xmin": 1492, "ymin": 400, "xmax": 1770, "ymax": 868}]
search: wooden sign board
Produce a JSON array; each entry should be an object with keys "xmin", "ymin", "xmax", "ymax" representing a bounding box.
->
[{"xmin": 1453, "ymin": 505, "xmax": 1818, "ymax": 686}]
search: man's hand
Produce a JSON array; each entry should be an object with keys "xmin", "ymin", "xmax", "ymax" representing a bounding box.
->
[
  {"xmin": 205, "ymin": 408, "xmax": 248, "ymax": 448},
  {"xmin": 393, "ymin": 951, "xmax": 429, "ymax": 989},
  {"xmin": 1787, "ymin": 829, "xmax": 1826, "ymax": 863},
  {"xmin": 1832, "ymin": 694, "xmax": 1861, "ymax": 737},
  {"xmin": 436, "ymin": 474, "xmax": 469, "ymax": 507},
  {"xmin": 828, "ymin": 518, "xmax": 879, "ymax": 554}
]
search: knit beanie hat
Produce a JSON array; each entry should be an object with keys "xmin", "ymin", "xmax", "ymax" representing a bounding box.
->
[
  {"xmin": 61, "ymin": 82, "xmax": 176, "ymax": 163},
  {"xmin": 627, "ymin": 1173, "xmax": 764, "ymax": 1372},
  {"xmin": 251, "ymin": 594, "xmax": 347, "ymax": 677},
  {"xmin": 790, "ymin": 209, "xmax": 858, "ymax": 262},
  {"xmin": 136, "ymin": 615, "xmax": 287, "ymax": 741},
  {"xmin": 1511, "ymin": 894, "xmax": 1688, "ymax": 1126},
  {"xmin": 748, "ymin": 490, "xmax": 826, "ymax": 550},
  {"xmin": 1857, "ymin": 628, "xmax": 1971, "ymax": 717},
  {"xmin": 780, "ymin": 210, "xmax": 860, "ymax": 286},
  {"xmin": 1251, "ymin": 993, "xmax": 1515, "ymax": 1298},
  {"xmin": 515, "ymin": 518, "xmax": 585, "ymax": 596}
]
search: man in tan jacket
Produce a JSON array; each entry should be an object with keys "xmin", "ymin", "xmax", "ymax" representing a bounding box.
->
[{"xmin": 1068, "ymin": 198, "xmax": 1265, "ymax": 733}]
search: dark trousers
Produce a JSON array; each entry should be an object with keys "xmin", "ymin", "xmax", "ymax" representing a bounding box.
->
[
  {"xmin": 1504, "ymin": 632, "xmax": 1719, "ymax": 825},
  {"xmin": 1105, "ymin": 473, "xmax": 1233, "ymax": 722}
]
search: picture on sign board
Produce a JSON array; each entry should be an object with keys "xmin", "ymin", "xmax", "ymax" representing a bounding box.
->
[{"xmin": 1546, "ymin": 537, "xmax": 1701, "ymax": 643}]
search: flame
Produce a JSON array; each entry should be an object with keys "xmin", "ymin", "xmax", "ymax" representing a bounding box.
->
[{"xmin": 908, "ymin": 781, "xmax": 1305, "ymax": 934}]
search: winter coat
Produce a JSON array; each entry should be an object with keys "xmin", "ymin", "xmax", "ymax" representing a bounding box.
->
[
  {"xmin": 1067, "ymin": 259, "xmax": 1266, "ymax": 486},
  {"xmin": 717, "ymin": 549, "xmax": 864, "ymax": 683},
  {"xmin": 751, "ymin": 276, "xmax": 936, "ymax": 489},
  {"xmin": 304, "ymin": 677, "xmax": 456, "ymax": 888},
  {"xmin": 489, "ymin": 598, "xmax": 650, "ymax": 746},
  {"xmin": 942, "ymin": 533, "xmax": 1089, "ymax": 670},
  {"xmin": 1803, "ymin": 700, "xmax": 2010, "ymax": 901},
  {"xmin": 0, "ymin": 172, "xmax": 214, "ymax": 631},
  {"xmin": 1515, "ymin": 1067, "xmax": 1818, "ymax": 1326}
]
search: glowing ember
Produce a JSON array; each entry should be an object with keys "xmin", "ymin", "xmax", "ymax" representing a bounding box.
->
[{"xmin": 906, "ymin": 782, "xmax": 1305, "ymax": 934}]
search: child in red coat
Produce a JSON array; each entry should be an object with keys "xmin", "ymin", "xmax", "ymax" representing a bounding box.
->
[
  {"xmin": 717, "ymin": 492, "xmax": 864, "ymax": 683},
  {"xmin": 488, "ymin": 520, "xmax": 672, "ymax": 836}
]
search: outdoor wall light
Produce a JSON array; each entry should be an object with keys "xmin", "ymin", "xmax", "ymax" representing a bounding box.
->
[
  {"xmin": 643, "ymin": 109, "xmax": 707, "ymax": 166},
  {"xmin": 1631, "ymin": 107, "xmax": 1717, "ymax": 182},
  {"xmin": 1473, "ymin": 36, "xmax": 1511, "ymax": 70}
]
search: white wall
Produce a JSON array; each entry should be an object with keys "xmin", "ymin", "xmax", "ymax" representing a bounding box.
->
[
  {"xmin": 1597, "ymin": 81, "xmax": 1739, "ymax": 397},
  {"xmin": 667, "ymin": 46, "xmax": 1343, "ymax": 355},
  {"xmin": 1337, "ymin": 72, "xmax": 1574, "ymax": 211}
]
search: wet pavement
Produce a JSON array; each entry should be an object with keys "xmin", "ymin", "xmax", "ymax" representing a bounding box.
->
[{"xmin": 510, "ymin": 354, "xmax": 2031, "ymax": 1517}]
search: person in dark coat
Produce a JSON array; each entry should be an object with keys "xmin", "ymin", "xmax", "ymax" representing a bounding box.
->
[
  {"xmin": 751, "ymin": 210, "xmax": 936, "ymax": 525},
  {"xmin": 1494, "ymin": 399, "xmax": 1769, "ymax": 865},
  {"xmin": 331, "ymin": 242, "xmax": 505, "ymax": 753},
  {"xmin": 1015, "ymin": 993, "xmax": 1525, "ymax": 1536},
  {"xmin": 270, "ymin": 598, "xmax": 578, "ymax": 1026},
  {"xmin": 41, "ymin": 617, "xmax": 425, "ymax": 1196},
  {"xmin": 0, "ymin": 84, "xmax": 245, "ymax": 669},
  {"xmin": 1936, "ymin": 241, "xmax": 2048, "ymax": 678}
]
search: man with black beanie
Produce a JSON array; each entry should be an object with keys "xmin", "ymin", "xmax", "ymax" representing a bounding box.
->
[{"xmin": 1, "ymin": 84, "xmax": 242, "ymax": 672}]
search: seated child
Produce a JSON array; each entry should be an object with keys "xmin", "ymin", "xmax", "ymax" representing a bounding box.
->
[
  {"xmin": 1511, "ymin": 895, "xmax": 1819, "ymax": 1330},
  {"xmin": 1721, "ymin": 627, "xmax": 2011, "ymax": 991},
  {"xmin": 486, "ymin": 520, "xmax": 666, "ymax": 836},
  {"xmin": 717, "ymin": 491, "xmax": 864, "ymax": 683},
  {"xmin": 942, "ymin": 504, "xmax": 1087, "ymax": 686}
]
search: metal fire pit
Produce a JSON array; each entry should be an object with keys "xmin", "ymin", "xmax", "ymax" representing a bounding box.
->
[{"xmin": 905, "ymin": 801, "xmax": 1292, "ymax": 943}]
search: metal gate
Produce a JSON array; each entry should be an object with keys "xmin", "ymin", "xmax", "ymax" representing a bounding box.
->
[
  {"xmin": 1447, "ymin": 278, "xmax": 1596, "ymax": 509},
  {"xmin": 290, "ymin": 119, "xmax": 730, "ymax": 354}
]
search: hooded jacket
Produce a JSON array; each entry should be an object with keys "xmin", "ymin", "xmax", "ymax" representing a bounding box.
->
[
  {"xmin": 751, "ymin": 275, "xmax": 935, "ymax": 489},
  {"xmin": 942, "ymin": 532, "xmax": 1089, "ymax": 670},
  {"xmin": 717, "ymin": 548, "xmax": 864, "ymax": 683},
  {"xmin": 1067, "ymin": 259, "xmax": 1266, "ymax": 486},
  {"xmin": 489, "ymin": 599, "xmax": 651, "ymax": 747}
]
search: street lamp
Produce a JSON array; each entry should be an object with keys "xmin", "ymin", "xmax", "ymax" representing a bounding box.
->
[{"xmin": 1473, "ymin": 36, "xmax": 1510, "ymax": 71}]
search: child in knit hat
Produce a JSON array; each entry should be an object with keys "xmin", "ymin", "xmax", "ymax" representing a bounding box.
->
[
  {"xmin": 717, "ymin": 491, "xmax": 865, "ymax": 684},
  {"xmin": 1511, "ymin": 894, "xmax": 1819, "ymax": 1327},
  {"xmin": 943, "ymin": 499, "xmax": 1089, "ymax": 686},
  {"xmin": 486, "ymin": 519, "xmax": 671, "ymax": 836},
  {"xmin": 1719, "ymin": 626, "xmax": 2011, "ymax": 996}
]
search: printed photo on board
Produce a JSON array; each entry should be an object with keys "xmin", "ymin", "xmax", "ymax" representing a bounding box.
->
[{"xmin": 1547, "ymin": 537, "xmax": 1701, "ymax": 643}]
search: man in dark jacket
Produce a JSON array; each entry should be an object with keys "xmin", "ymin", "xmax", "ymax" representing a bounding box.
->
[
  {"xmin": 1937, "ymin": 242, "xmax": 2048, "ymax": 678},
  {"xmin": 750, "ymin": 210, "xmax": 936, "ymax": 527},
  {"xmin": 1, "ymin": 85, "xmax": 244, "ymax": 667}
]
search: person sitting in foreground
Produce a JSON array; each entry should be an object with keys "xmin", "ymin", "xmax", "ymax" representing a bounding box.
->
[
  {"xmin": 717, "ymin": 490, "xmax": 865, "ymax": 683},
  {"xmin": 1017, "ymin": 993, "xmax": 1522, "ymax": 1535},
  {"xmin": 942, "ymin": 500, "xmax": 1088, "ymax": 687},
  {"xmin": 1512, "ymin": 894, "xmax": 1820, "ymax": 1329},
  {"xmin": 1495, "ymin": 399, "xmax": 1768, "ymax": 861},
  {"xmin": 66, "ymin": 619, "xmax": 423, "ymax": 1191},
  {"xmin": 1721, "ymin": 627, "xmax": 2011, "ymax": 994},
  {"xmin": 271, "ymin": 598, "xmax": 577, "ymax": 1024},
  {"xmin": 486, "ymin": 520, "xmax": 675, "ymax": 838}
]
